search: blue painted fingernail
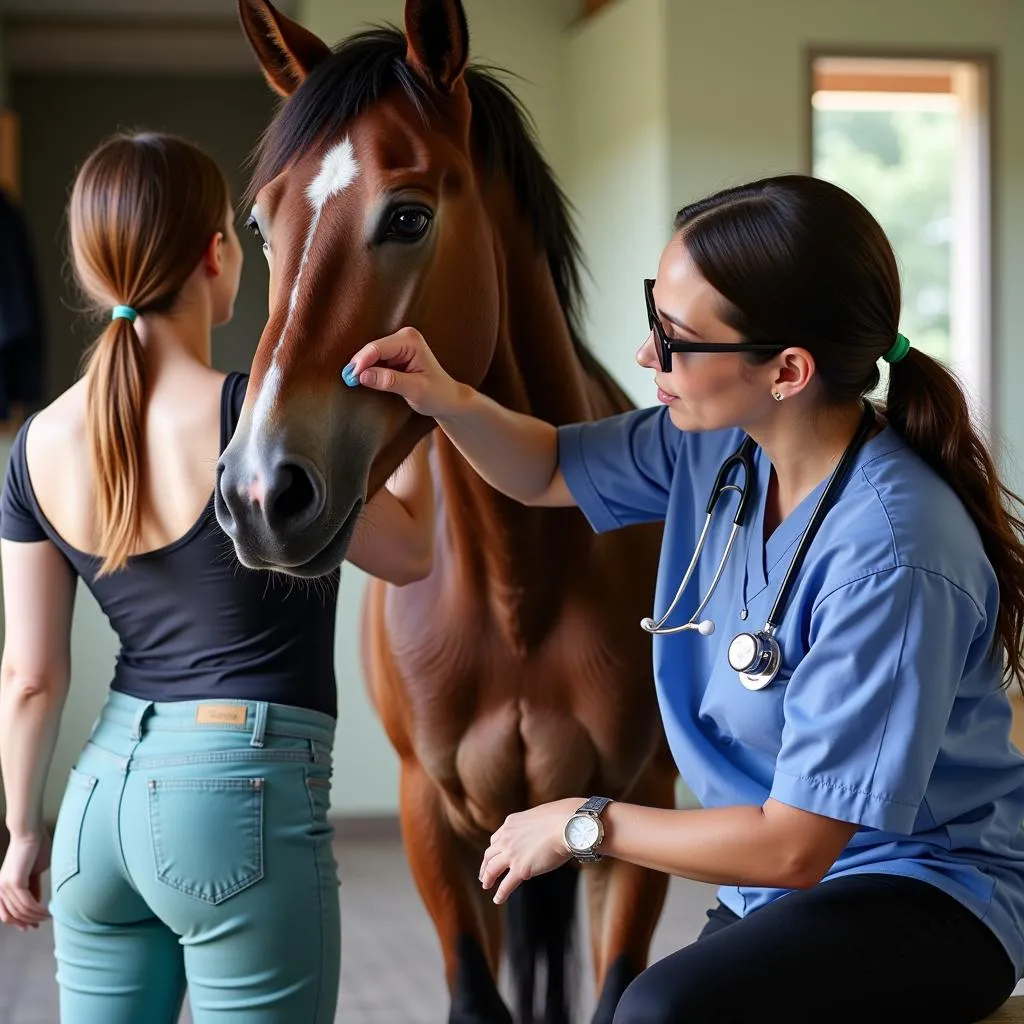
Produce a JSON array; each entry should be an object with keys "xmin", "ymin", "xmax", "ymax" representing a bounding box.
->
[{"xmin": 341, "ymin": 362, "xmax": 359, "ymax": 388}]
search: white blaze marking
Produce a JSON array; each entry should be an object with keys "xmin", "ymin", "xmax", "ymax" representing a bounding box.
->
[
  {"xmin": 306, "ymin": 137, "xmax": 360, "ymax": 208},
  {"xmin": 250, "ymin": 137, "xmax": 360, "ymax": 434},
  {"xmin": 249, "ymin": 360, "xmax": 281, "ymax": 450}
]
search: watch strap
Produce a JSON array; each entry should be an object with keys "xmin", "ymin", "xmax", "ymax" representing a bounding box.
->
[{"xmin": 576, "ymin": 795, "xmax": 612, "ymax": 816}]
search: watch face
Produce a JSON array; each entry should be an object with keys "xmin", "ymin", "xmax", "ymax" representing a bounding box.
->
[{"xmin": 565, "ymin": 814, "xmax": 600, "ymax": 852}]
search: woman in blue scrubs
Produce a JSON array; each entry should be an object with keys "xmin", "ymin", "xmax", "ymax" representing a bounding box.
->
[{"xmin": 345, "ymin": 174, "xmax": 1024, "ymax": 1021}]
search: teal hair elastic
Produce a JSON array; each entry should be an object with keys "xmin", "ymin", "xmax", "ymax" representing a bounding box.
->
[
  {"xmin": 111, "ymin": 304, "xmax": 138, "ymax": 324},
  {"xmin": 883, "ymin": 333, "xmax": 911, "ymax": 364}
]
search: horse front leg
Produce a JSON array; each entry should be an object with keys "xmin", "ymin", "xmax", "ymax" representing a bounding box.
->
[
  {"xmin": 585, "ymin": 760, "xmax": 676, "ymax": 1024},
  {"xmin": 399, "ymin": 757, "xmax": 512, "ymax": 1024}
]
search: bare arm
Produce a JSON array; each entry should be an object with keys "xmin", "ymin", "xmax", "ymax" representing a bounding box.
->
[
  {"xmin": 597, "ymin": 799, "xmax": 856, "ymax": 888},
  {"xmin": 347, "ymin": 328, "xmax": 574, "ymax": 508},
  {"xmin": 0, "ymin": 538, "xmax": 76, "ymax": 928},
  {"xmin": 346, "ymin": 436, "xmax": 436, "ymax": 585},
  {"xmin": 478, "ymin": 796, "xmax": 858, "ymax": 904},
  {"xmin": 0, "ymin": 539, "xmax": 75, "ymax": 836},
  {"xmin": 435, "ymin": 385, "xmax": 573, "ymax": 507}
]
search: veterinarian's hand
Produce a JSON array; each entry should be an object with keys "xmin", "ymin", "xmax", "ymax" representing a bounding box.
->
[
  {"xmin": 479, "ymin": 797, "xmax": 579, "ymax": 905},
  {"xmin": 0, "ymin": 829, "xmax": 51, "ymax": 931},
  {"xmin": 345, "ymin": 327, "xmax": 464, "ymax": 418}
]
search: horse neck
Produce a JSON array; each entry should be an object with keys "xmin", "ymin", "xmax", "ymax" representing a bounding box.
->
[{"xmin": 434, "ymin": 203, "xmax": 601, "ymax": 651}]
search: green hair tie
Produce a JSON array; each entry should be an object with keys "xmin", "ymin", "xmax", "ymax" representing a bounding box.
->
[{"xmin": 883, "ymin": 333, "xmax": 911, "ymax": 364}]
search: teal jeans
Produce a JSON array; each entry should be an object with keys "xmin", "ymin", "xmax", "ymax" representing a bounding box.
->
[{"xmin": 50, "ymin": 691, "xmax": 340, "ymax": 1023}]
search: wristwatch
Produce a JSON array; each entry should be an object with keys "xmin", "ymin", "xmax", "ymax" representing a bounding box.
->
[{"xmin": 563, "ymin": 796, "xmax": 613, "ymax": 863}]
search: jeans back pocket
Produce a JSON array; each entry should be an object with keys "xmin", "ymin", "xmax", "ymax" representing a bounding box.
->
[
  {"xmin": 148, "ymin": 777, "xmax": 264, "ymax": 904},
  {"xmin": 51, "ymin": 768, "xmax": 98, "ymax": 892}
]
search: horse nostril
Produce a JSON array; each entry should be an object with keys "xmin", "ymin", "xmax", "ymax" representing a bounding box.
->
[
  {"xmin": 270, "ymin": 465, "xmax": 312, "ymax": 519},
  {"xmin": 214, "ymin": 461, "xmax": 237, "ymax": 526},
  {"xmin": 264, "ymin": 460, "xmax": 325, "ymax": 532}
]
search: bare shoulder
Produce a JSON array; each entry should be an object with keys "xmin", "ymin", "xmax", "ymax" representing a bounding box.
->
[{"xmin": 25, "ymin": 380, "xmax": 89, "ymax": 475}]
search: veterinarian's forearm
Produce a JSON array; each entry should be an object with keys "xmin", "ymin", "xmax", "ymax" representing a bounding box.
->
[
  {"xmin": 599, "ymin": 801, "xmax": 842, "ymax": 890},
  {"xmin": 0, "ymin": 663, "xmax": 68, "ymax": 838},
  {"xmin": 436, "ymin": 384, "xmax": 569, "ymax": 506}
]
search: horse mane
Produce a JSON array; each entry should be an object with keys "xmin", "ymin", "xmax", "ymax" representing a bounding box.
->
[{"xmin": 245, "ymin": 26, "xmax": 593, "ymax": 359}]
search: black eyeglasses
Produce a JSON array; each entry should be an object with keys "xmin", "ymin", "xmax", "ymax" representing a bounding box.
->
[{"xmin": 645, "ymin": 278, "xmax": 785, "ymax": 372}]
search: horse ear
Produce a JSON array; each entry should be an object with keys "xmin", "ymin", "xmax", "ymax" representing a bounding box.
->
[
  {"xmin": 238, "ymin": 0, "xmax": 332, "ymax": 97},
  {"xmin": 404, "ymin": 0, "xmax": 470, "ymax": 94}
]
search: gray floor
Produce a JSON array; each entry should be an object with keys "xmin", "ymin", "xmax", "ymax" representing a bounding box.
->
[{"xmin": 0, "ymin": 836, "xmax": 719, "ymax": 1024}]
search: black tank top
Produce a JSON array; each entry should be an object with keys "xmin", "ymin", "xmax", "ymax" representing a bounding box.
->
[{"xmin": 0, "ymin": 373, "xmax": 339, "ymax": 717}]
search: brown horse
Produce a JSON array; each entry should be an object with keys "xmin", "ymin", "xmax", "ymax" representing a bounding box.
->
[{"xmin": 216, "ymin": 2, "xmax": 674, "ymax": 1021}]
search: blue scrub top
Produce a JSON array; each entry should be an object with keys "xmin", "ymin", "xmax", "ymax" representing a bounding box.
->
[{"xmin": 559, "ymin": 406, "xmax": 1024, "ymax": 978}]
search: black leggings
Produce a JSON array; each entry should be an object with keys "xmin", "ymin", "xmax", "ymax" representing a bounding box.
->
[{"xmin": 612, "ymin": 874, "xmax": 1016, "ymax": 1024}]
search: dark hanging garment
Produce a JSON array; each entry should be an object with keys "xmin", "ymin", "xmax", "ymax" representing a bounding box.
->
[{"xmin": 0, "ymin": 187, "xmax": 43, "ymax": 419}]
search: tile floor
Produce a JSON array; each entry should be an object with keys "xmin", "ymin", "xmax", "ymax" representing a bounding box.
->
[{"xmin": 0, "ymin": 834, "xmax": 718, "ymax": 1024}]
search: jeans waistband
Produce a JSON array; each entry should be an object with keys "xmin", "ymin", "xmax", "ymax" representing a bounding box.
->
[{"xmin": 98, "ymin": 690, "xmax": 337, "ymax": 750}]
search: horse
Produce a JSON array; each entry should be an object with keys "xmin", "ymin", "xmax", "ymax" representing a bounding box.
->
[{"xmin": 216, "ymin": 2, "xmax": 674, "ymax": 1021}]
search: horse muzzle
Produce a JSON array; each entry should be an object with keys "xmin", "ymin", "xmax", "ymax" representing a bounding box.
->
[{"xmin": 215, "ymin": 446, "xmax": 362, "ymax": 577}]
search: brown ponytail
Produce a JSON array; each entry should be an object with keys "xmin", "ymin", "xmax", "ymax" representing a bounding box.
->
[
  {"xmin": 69, "ymin": 133, "xmax": 229, "ymax": 575},
  {"xmin": 82, "ymin": 317, "xmax": 145, "ymax": 574},
  {"xmin": 886, "ymin": 351, "xmax": 1024, "ymax": 690}
]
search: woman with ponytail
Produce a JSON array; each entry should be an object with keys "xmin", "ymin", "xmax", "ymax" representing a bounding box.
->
[
  {"xmin": 0, "ymin": 133, "xmax": 433, "ymax": 1022},
  {"xmin": 342, "ymin": 174, "xmax": 1024, "ymax": 1020}
]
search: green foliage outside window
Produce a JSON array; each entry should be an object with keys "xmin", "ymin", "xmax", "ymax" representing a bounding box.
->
[{"xmin": 813, "ymin": 105, "xmax": 957, "ymax": 365}]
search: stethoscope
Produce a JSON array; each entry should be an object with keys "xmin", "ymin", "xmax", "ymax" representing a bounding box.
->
[{"xmin": 641, "ymin": 401, "xmax": 877, "ymax": 691}]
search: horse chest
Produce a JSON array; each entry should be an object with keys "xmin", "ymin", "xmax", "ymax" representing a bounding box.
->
[{"xmin": 380, "ymin": 582, "xmax": 658, "ymax": 813}]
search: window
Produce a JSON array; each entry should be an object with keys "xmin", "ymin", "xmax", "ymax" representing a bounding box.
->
[{"xmin": 810, "ymin": 56, "xmax": 992, "ymax": 429}]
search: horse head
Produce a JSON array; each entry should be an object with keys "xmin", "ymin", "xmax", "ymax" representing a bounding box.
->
[{"xmin": 217, "ymin": 0, "xmax": 511, "ymax": 576}]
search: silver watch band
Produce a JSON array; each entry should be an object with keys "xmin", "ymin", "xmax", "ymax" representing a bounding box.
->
[{"xmin": 577, "ymin": 795, "xmax": 612, "ymax": 815}]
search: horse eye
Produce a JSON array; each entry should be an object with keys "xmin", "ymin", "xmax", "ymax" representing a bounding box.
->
[
  {"xmin": 384, "ymin": 205, "xmax": 432, "ymax": 243},
  {"xmin": 245, "ymin": 214, "xmax": 264, "ymax": 242}
]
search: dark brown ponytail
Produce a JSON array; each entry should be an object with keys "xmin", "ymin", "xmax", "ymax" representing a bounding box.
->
[{"xmin": 886, "ymin": 350, "xmax": 1024, "ymax": 689}]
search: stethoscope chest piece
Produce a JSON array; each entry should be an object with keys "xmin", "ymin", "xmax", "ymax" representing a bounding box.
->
[{"xmin": 727, "ymin": 629, "xmax": 781, "ymax": 691}]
